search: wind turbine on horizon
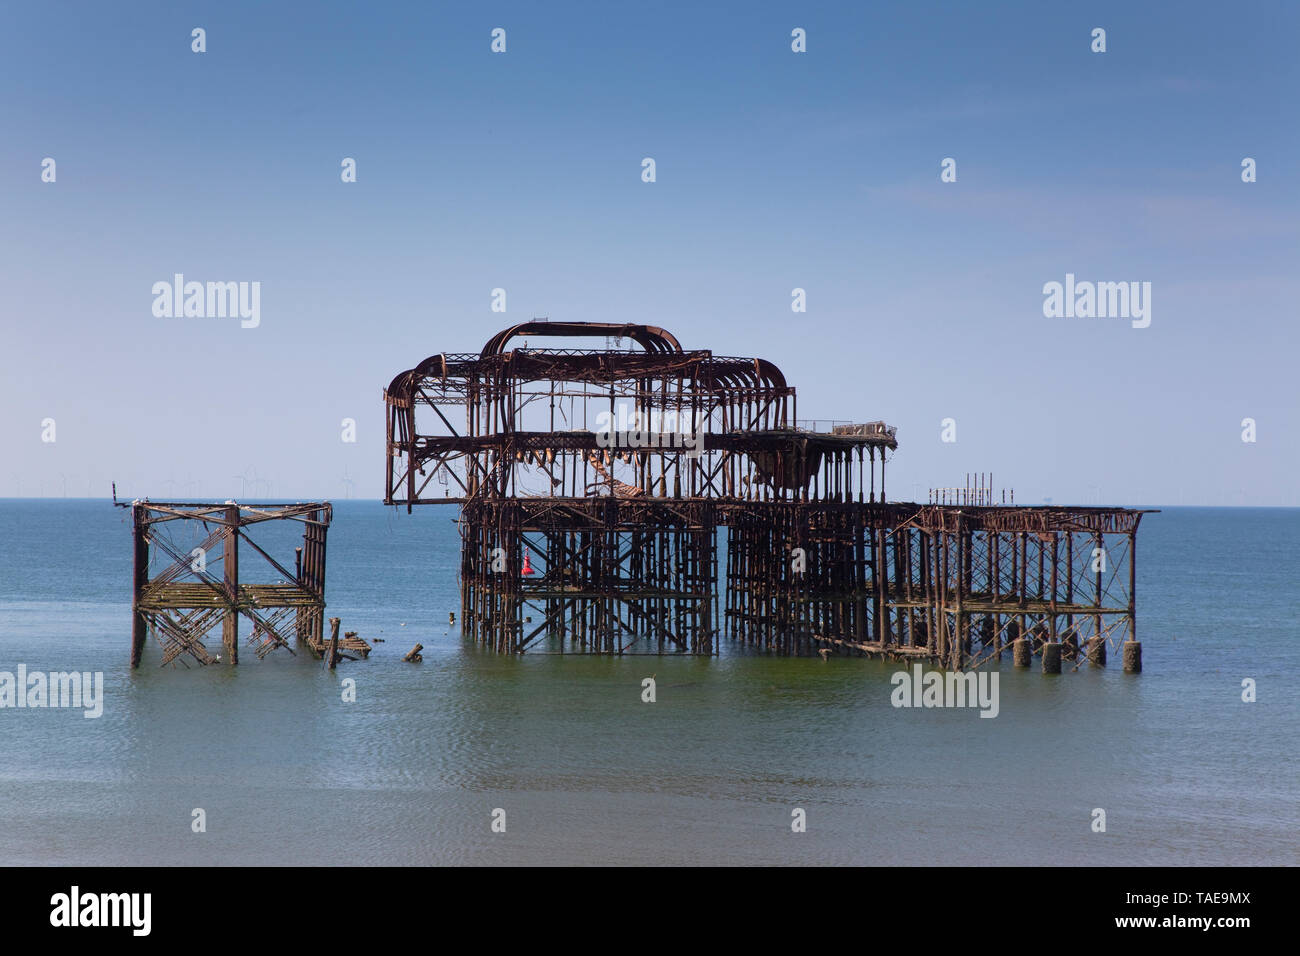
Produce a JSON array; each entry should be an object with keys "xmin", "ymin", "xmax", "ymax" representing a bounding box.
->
[{"xmin": 232, "ymin": 467, "xmax": 273, "ymax": 500}]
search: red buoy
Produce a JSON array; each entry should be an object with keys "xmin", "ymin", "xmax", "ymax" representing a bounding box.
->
[{"xmin": 521, "ymin": 549, "xmax": 535, "ymax": 575}]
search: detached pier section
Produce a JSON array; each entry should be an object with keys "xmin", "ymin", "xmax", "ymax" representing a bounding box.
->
[
  {"xmin": 385, "ymin": 322, "xmax": 1152, "ymax": 668},
  {"xmin": 126, "ymin": 501, "xmax": 332, "ymax": 667},
  {"xmin": 726, "ymin": 501, "xmax": 1150, "ymax": 669}
]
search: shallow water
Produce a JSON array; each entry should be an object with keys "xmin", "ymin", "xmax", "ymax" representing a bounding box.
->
[{"xmin": 0, "ymin": 500, "xmax": 1295, "ymax": 865}]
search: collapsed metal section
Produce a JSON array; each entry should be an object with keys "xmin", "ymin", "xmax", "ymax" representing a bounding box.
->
[{"xmin": 126, "ymin": 501, "xmax": 331, "ymax": 667}]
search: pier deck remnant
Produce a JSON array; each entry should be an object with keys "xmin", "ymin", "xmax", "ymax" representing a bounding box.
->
[
  {"xmin": 385, "ymin": 321, "xmax": 1152, "ymax": 667},
  {"xmin": 124, "ymin": 501, "xmax": 332, "ymax": 667}
]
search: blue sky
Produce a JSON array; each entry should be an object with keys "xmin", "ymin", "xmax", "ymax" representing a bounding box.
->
[{"xmin": 2, "ymin": 0, "xmax": 1296, "ymax": 504}]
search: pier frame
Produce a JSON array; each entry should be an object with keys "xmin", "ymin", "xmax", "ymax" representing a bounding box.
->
[
  {"xmin": 385, "ymin": 322, "xmax": 1151, "ymax": 666},
  {"xmin": 461, "ymin": 497, "xmax": 718, "ymax": 653},
  {"xmin": 125, "ymin": 501, "xmax": 332, "ymax": 667}
]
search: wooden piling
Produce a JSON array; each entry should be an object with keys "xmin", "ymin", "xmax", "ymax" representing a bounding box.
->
[{"xmin": 326, "ymin": 617, "xmax": 340, "ymax": 669}]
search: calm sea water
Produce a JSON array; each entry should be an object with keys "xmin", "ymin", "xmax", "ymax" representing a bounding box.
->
[{"xmin": 0, "ymin": 500, "xmax": 1295, "ymax": 866}]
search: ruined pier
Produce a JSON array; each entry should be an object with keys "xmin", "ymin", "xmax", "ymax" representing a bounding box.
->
[
  {"xmin": 124, "ymin": 501, "xmax": 332, "ymax": 667},
  {"xmin": 384, "ymin": 321, "xmax": 1152, "ymax": 669}
]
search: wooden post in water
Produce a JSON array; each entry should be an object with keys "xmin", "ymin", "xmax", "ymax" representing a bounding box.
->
[{"xmin": 326, "ymin": 617, "xmax": 340, "ymax": 669}]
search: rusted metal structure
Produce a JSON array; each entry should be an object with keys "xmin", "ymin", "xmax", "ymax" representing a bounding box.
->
[
  {"xmin": 124, "ymin": 501, "xmax": 332, "ymax": 667},
  {"xmin": 725, "ymin": 501, "xmax": 1147, "ymax": 669},
  {"xmin": 385, "ymin": 322, "xmax": 1152, "ymax": 668}
]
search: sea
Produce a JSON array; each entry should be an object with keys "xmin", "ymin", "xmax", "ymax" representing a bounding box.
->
[{"xmin": 0, "ymin": 500, "xmax": 1296, "ymax": 866}]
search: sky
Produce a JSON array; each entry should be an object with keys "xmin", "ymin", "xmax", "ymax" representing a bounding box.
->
[{"xmin": 1, "ymin": 0, "xmax": 1296, "ymax": 505}]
